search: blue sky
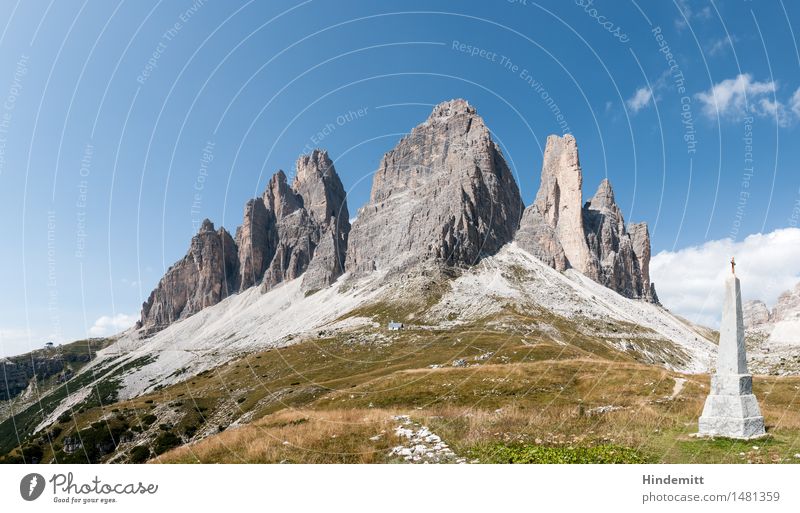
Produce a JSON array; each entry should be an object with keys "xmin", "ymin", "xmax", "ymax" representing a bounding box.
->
[{"xmin": 2, "ymin": 0, "xmax": 800, "ymax": 355}]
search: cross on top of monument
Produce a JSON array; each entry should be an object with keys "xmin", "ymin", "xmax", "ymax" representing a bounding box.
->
[{"xmin": 730, "ymin": 256, "xmax": 736, "ymax": 274}]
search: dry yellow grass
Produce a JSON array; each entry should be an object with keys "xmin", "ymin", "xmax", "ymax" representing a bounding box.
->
[
  {"xmin": 154, "ymin": 358, "xmax": 800, "ymax": 464},
  {"xmin": 155, "ymin": 409, "xmax": 401, "ymax": 463}
]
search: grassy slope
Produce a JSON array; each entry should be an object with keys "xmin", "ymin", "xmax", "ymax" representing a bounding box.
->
[
  {"xmin": 154, "ymin": 318, "xmax": 800, "ymax": 464},
  {"xmin": 0, "ymin": 338, "xmax": 115, "ymax": 453},
  {"xmin": 158, "ymin": 351, "xmax": 800, "ymax": 464},
  {"xmin": 5, "ymin": 307, "xmax": 800, "ymax": 464}
]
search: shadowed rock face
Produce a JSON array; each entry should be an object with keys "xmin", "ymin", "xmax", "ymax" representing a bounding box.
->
[
  {"xmin": 139, "ymin": 220, "xmax": 239, "ymax": 331},
  {"xmin": 515, "ymin": 135, "xmax": 657, "ymax": 303},
  {"xmin": 294, "ymin": 150, "xmax": 351, "ymax": 293},
  {"xmin": 236, "ymin": 198, "xmax": 274, "ymax": 291},
  {"xmin": 139, "ymin": 151, "xmax": 350, "ymax": 331},
  {"xmin": 345, "ymin": 99, "xmax": 524, "ymax": 275},
  {"xmin": 261, "ymin": 151, "xmax": 351, "ymax": 292},
  {"xmin": 583, "ymin": 180, "xmax": 655, "ymax": 301},
  {"xmin": 514, "ymin": 205, "xmax": 568, "ymax": 271}
]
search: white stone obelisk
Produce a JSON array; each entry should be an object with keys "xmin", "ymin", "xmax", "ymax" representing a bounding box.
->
[{"xmin": 698, "ymin": 258, "xmax": 766, "ymax": 439}]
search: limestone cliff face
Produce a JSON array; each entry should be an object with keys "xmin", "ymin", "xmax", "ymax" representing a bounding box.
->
[
  {"xmin": 629, "ymin": 222, "xmax": 658, "ymax": 303},
  {"xmin": 235, "ymin": 198, "xmax": 274, "ymax": 290},
  {"xmin": 139, "ymin": 151, "xmax": 350, "ymax": 331},
  {"xmin": 345, "ymin": 99, "xmax": 523, "ymax": 274},
  {"xmin": 260, "ymin": 170, "xmax": 310, "ymax": 291},
  {"xmin": 583, "ymin": 180, "xmax": 655, "ymax": 301},
  {"xmin": 139, "ymin": 220, "xmax": 239, "ymax": 331},
  {"xmin": 515, "ymin": 135, "xmax": 657, "ymax": 302},
  {"xmin": 533, "ymin": 135, "xmax": 597, "ymax": 278},
  {"xmin": 514, "ymin": 205, "xmax": 568, "ymax": 271},
  {"xmin": 772, "ymin": 283, "xmax": 800, "ymax": 322},
  {"xmin": 743, "ymin": 299, "xmax": 771, "ymax": 328},
  {"xmin": 139, "ymin": 101, "xmax": 658, "ymax": 334},
  {"xmin": 295, "ymin": 150, "xmax": 351, "ymax": 293},
  {"xmin": 745, "ymin": 282, "xmax": 800, "ymax": 328},
  {"xmin": 262, "ymin": 208, "xmax": 317, "ymax": 291},
  {"xmin": 261, "ymin": 151, "xmax": 350, "ymax": 292}
]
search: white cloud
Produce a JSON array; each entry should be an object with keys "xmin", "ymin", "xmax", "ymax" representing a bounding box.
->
[
  {"xmin": 651, "ymin": 228, "xmax": 800, "ymax": 328},
  {"xmin": 695, "ymin": 74, "xmax": 781, "ymax": 121},
  {"xmin": 791, "ymin": 87, "xmax": 800, "ymax": 117},
  {"xmin": 675, "ymin": 0, "xmax": 711, "ymax": 30},
  {"xmin": 88, "ymin": 313, "xmax": 136, "ymax": 337},
  {"xmin": 626, "ymin": 87, "xmax": 652, "ymax": 113},
  {"xmin": 707, "ymin": 35, "xmax": 737, "ymax": 57}
]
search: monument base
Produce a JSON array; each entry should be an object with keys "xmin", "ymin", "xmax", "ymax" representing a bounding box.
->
[{"xmin": 698, "ymin": 375, "xmax": 766, "ymax": 439}]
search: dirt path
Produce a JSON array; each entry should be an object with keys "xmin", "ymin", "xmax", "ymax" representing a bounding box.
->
[{"xmin": 670, "ymin": 377, "xmax": 687, "ymax": 399}]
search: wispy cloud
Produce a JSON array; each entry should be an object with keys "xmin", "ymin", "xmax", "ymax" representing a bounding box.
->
[
  {"xmin": 675, "ymin": 0, "xmax": 712, "ymax": 31},
  {"xmin": 88, "ymin": 313, "xmax": 136, "ymax": 337},
  {"xmin": 120, "ymin": 277, "xmax": 138, "ymax": 288},
  {"xmin": 651, "ymin": 228, "xmax": 800, "ymax": 327},
  {"xmin": 626, "ymin": 87, "xmax": 653, "ymax": 113},
  {"xmin": 694, "ymin": 73, "xmax": 794, "ymax": 125},
  {"xmin": 791, "ymin": 87, "xmax": 800, "ymax": 117},
  {"xmin": 706, "ymin": 35, "xmax": 737, "ymax": 57}
]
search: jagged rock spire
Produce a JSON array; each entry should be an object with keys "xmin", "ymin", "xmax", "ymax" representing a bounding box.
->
[
  {"xmin": 138, "ymin": 220, "xmax": 239, "ymax": 331},
  {"xmin": 261, "ymin": 150, "xmax": 351, "ymax": 293},
  {"xmin": 139, "ymin": 102, "xmax": 661, "ymax": 334},
  {"xmin": 515, "ymin": 135, "xmax": 657, "ymax": 302},
  {"xmin": 235, "ymin": 198, "xmax": 273, "ymax": 290},
  {"xmin": 533, "ymin": 134, "xmax": 597, "ymax": 277},
  {"xmin": 139, "ymin": 150, "xmax": 350, "ymax": 332},
  {"xmin": 263, "ymin": 170, "xmax": 302, "ymax": 219}
]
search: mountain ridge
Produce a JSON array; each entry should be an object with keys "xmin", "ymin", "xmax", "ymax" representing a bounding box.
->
[
  {"xmin": 138, "ymin": 99, "xmax": 657, "ymax": 333},
  {"xmin": 138, "ymin": 149, "xmax": 350, "ymax": 332}
]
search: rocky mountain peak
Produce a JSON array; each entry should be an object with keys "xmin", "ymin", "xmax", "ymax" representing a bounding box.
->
[
  {"xmin": 425, "ymin": 98, "xmax": 477, "ymax": 123},
  {"xmin": 294, "ymin": 149, "xmax": 331, "ymax": 184},
  {"xmin": 139, "ymin": 149, "xmax": 351, "ymax": 331},
  {"xmin": 533, "ymin": 134, "xmax": 596, "ymax": 277},
  {"xmin": 138, "ymin": 221, "xmax": 239, "ymax": 331},
  {"xmin": 345, "ymin": 99, "xmax": 523, "ymax": 275},
  {"xmin": 588, "ymin": 179, "xmax": 617, "ymax": 211},
  {"xmin": 748, "ymin": 282, "xmax": 800, "ymax": 328},
  {"xmin": 516, "ymin": 134, "xmax": 657, "ymax": 302},
  {"xmin": 773, "ymin": 282, "xmax": 800, "ymax": 322},
  {"xmin": 139, "ymin": 101, "xmax": 659, "ymax": 334},
  {"xmin": 585, "ymin": 179, "xmax": 626, "ymax": 238},
  {"xmin": 260, "ymin": 152, "xmax": 350, "ymax": 293},
  {"xmin": 264, "ymin": 170, "xmax": 302, "ymax": 219},
  {"xmin": 292, "ymin": 148, "xmax": 348, "ymax": 227},
  {"xmin": 628, "ymin": 222, "xmax": 657, "ymax": 303},
  {"xmin": 199, "ymin": 218, "xmax": 215, "ymax": 232}
]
